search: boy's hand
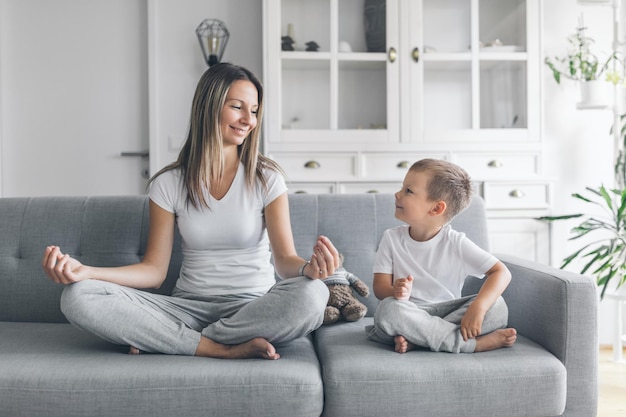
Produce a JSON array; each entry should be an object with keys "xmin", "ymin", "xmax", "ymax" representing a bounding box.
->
[
  {"xmin": 393, "ymin": 276, "xmax": 413, "ymax": 300},
  {"xmin": 460, "ymin": 302, "xmax": 487, "ymax": 341}
]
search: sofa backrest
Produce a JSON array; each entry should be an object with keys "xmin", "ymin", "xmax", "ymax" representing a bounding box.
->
[{"xmin": 0, "ymin": 194, "xmax": 488, "ymax": 323}]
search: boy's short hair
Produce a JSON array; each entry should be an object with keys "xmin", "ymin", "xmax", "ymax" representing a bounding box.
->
[{"xmin": 410, "ymin": 159, "xmax": 473, "ymax": 222}]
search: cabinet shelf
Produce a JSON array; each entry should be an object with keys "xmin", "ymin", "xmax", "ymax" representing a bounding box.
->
[
  {"xmin": 281, "ymin": 52, "xmax": 331, "ymax": 60},
  {"xmin": 337, "ymin": 53, "xmax": 387, "ymax": 62},
  {"xmin": 282, "ymin": 52, "xmax": 387, "ymax": 71},
  {"xmin": 479, "ymin": 52, "xmax": 529, "ymax": 61},
  {"xmin": 422, "ymin": 52, "xmax": 472, "ymax": 62}
]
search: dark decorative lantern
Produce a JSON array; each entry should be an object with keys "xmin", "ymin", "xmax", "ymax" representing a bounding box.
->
[{"xmin": 196, "ymin": 19, "xmax": 230, "ymax": 67}]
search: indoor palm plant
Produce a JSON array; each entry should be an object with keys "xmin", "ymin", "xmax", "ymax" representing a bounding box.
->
[{"xmin": 539, "ymin": 185, "xmax": 626, "ymax": 299}]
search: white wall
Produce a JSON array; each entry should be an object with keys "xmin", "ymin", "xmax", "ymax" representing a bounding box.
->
[{"xmin": 0, "ymin": 0, "xmax": 150, "ymax": 196}]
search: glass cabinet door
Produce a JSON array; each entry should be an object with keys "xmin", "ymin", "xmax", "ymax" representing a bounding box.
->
[
  {"xmin": 275, "ymin": 0, "xmax": 399, "ymax": 143},
  {"xmin": 280, "ymin": 0, "xmax": 331, "ymax": 130},
  {"xmin": 479, "ymin": 0, "xmax": 528, "ymax": 130},
  {"xmin": 405, "ymin": 0, "xmax": 535, "ymax": 143}
]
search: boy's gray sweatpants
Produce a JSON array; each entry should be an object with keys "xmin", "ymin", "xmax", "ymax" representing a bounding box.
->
[
  {"xmin": 60, "ymin": 276, "xmax": 329, "ymax": 356},
  {"xmin": 366, "ymin": 295, "xmax": 509, "ymax": 353}
]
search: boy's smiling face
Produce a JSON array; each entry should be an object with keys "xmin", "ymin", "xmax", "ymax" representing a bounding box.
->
[
  {"xmin": 394, "ymin": 170, "xmax": 436, "ymax": 225},
  {"xmin": 394, "ymin": 170, "xmax": 448, "ymax": 242}
]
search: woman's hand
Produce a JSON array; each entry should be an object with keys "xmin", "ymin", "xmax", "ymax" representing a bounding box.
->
[
  {"xmin": 42, "ymin": 246, "xmax": 90, "ymax": 285},
  {"xmin": 306, "ymin": 236, "xmax": 340, "ymax": 279}
]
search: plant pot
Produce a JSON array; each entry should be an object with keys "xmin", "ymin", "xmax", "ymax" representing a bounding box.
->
[{"xmin": 579, "ymin": 80, "xmax": 611, "ymax": 107}]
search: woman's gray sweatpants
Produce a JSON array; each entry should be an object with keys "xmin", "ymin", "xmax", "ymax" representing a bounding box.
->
[
  {"xmin": 366, "ymin": 295, "xmax": 509, "ymax": 353},
  {"xmin": 60, "ymin": 276, "xmax": 329, "ymax": 356}
]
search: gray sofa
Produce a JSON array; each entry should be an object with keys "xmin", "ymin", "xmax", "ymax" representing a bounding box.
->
[{"xmin": 0, "ymin": 194, "xmax": 597, "ymax": 417}]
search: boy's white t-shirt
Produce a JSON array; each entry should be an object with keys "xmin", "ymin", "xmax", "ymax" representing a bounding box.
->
[
  {"xmin": 149, "ymin": 163, "xmax": 287, "ymax": 296},
  {"xmin": 374, "ymin": 224, "xmax": 498, "ymax": 305}
]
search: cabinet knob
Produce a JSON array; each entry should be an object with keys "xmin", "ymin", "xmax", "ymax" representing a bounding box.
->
[
  {"xmin": 388, "ymin": 47, "xmax": 397, "ymax": 63},
  {"xmin": 397, "ymin": 161, "xmax": 409, "ymax": 169},
  {"xmin": 509, "ymin": 189, "xmax": 525, "ymax": 198},
  {"xmin": 294, "ymin": 190, "xmax": 308, "ymax": 194},
  {"xmin": 304, "ymin": 160, "xmax": 321, "ymax": 169},
  {"xmin": 411, "ymin": 47, "xmax": 420, "ymax": 63},
  {"xmin": 487, "ymin": 160, "xmax": 504, "ymax": 168}
]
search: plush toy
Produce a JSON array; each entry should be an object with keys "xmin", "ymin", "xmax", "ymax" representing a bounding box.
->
[{"xmin": 322, "ymin": 256, "xmax": 370, "ymax": 325}]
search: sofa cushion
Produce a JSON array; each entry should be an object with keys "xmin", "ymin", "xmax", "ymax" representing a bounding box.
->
[
  {"xmin": 315, "ymin": 318, "xmax": 566, "ymax": 417},
  {"xmin": 0, "ymin": 322, "xmax": 323, "ymax": 417}
]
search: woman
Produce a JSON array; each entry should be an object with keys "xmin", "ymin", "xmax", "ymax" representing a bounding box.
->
[{"xmin": 42, "ymin": 63, "xmax": 337, "ymax": 360}]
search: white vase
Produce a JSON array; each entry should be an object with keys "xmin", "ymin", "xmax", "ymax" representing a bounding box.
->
[{"xmin": 579, "ymin": 80, "xmax": 611, "ymax": 107}]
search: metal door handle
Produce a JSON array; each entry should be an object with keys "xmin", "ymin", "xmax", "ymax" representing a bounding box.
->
[
  {"xmin": 412, "ymin": 47, "xmax": 420, "ymax": 63},
  {"xmin": 120, "ymin": 151, "xmax": 149, "ymax": 158}
]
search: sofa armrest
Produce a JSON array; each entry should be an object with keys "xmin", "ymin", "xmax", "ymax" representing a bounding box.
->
[{"xmin": 496, "ymin": 253, "xmax": 598, "ymax": 417}]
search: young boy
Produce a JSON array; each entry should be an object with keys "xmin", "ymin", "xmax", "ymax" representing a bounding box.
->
[{"xmin": 366, "ymin": 159, "xmax": 517, "ymax": 354}]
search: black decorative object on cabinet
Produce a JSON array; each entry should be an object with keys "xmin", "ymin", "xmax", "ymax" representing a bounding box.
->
[{"xmin": 364, "ymin": 0, "xmax": 386, "ymax": 53}]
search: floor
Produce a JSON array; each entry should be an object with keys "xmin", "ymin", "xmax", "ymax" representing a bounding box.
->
[{"xmin": 598, "ymin": 347, "xmax": 626, "ymax": 417}]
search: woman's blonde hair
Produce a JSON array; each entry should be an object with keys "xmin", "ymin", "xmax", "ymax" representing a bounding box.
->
[{"xmin": 150, "ymin": 63, "xmax": 282, "ymax": 209}]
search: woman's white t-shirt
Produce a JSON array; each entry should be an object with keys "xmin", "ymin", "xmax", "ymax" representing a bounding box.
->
[
  {"xmin": 149, "ymin": 163, "xmax": 287, "ymax": 296},
  {"xmin": 374, "ymin": 225, "xmax": 498, "ymax": 305}
]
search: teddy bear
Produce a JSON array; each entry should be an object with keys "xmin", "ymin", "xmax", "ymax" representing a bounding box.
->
[{"xmin": 322, "ymin": 255, "xmax": 370, "ymax": 325}]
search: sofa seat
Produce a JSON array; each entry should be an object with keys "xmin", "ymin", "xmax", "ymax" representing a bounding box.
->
[
  {"xmin": 315, "ymin": 318, "xmax": 566, "ymax": 417},
  {"xmin": 0, "ymin": 322, "xmax": 324, "ymax": 417}
]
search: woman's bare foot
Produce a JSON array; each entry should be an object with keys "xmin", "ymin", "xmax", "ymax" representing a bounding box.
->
[
  {"xmin": 474, "ymin": 328, "xmax": 517, "ymax": 352},
  {"xmin": 195, "ymin": 336, "xmax": 280, "ymax": 360},
  {"xmin": 129, "ymin": 346, "xmax": 141, "ymax": 355},
  {"xmin": 394, "ymin": 335, "xmax": 416, "ymax": 354}
]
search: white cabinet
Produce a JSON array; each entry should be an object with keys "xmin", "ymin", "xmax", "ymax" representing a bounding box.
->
[
  {"xmin": 263, "ymin": 0, "xmax": 540, "ymax": 145},
  {"xmin": 488, "ymin": 217, "xmax": 550, "ymax": 264},
  {"xmin": 263, "ymin": 0, "xmax": 550, "ymax": 263}
]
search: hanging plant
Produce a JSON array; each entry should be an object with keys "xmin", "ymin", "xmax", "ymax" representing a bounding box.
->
[{"xmin": 545, "ymin": 25, "xmax": 616, "ymax": 83}]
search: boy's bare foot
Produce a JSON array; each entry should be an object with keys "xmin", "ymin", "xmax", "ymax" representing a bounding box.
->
[
  {"xmin": 474, "ymin": 328, "xmax": 517, "ymax": 352},
  {"xmin": 394, "ymin": 335, "xmax": 417, "ymax": 354},
  {"xmin": 195, "ymin": 336, "xmax": 280, "ymax": 360}
]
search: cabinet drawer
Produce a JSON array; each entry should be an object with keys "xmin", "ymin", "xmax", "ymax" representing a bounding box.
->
[
  {"xmin": 271, "ymin": 153, "xmax": 356, "ymax": 181},
  {"xmin": 483, "ymin": 183, "xmax": 550, "ymax": 209},
  {"xmin": 454, "ymin": 154, "xmax": 540, "ymax": 179},
  {"xmin": 361, "ymin": 153, "xmax": 448, "ymax": 181},
  {"xmin": 339, "ymin": 182, "xmax": 400, "ymax": 195},
  {"xmin": 287, "ymin": 183, "xmax": 335, "ymax": 194}
]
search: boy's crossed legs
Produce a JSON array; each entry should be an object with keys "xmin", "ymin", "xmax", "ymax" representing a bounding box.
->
[{"xmin": 366, "ymin": 295, "xmax": 516, "ymax": 354}]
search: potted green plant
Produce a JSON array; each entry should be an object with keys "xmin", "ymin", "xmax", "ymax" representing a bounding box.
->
[
  {"xmin": 545, "ymin": 25, "xmax": 617, "ymax": 105},
  {"xmin": 539, "ymin": 185, "xmax": 626, "ymax": 299},
  {"xmin": 545, "ymin": 26, "xmax": 615, "ymax": 83}
]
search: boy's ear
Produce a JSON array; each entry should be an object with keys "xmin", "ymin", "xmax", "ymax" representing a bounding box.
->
[{"xmin": 429, "ymin": 200, "xmax": 446, "ymax": 216}]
